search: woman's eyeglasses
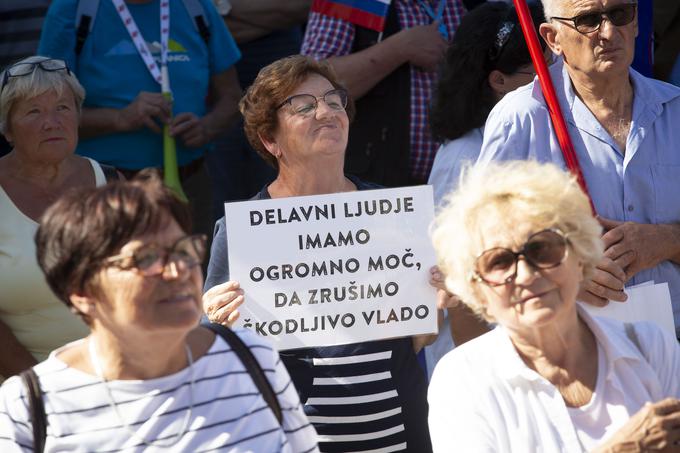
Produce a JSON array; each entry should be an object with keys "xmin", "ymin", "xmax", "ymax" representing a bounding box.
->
[
  {"xmin": 105, "ymin": 234, "xmax": 207, "ymax": 277},
  {"xmin": 550, "ymin": 3, "xmax": 637, "ymax": 34},
  {"xmin": 471, "ymin": 229, "xmax": 569, "ymax": 287},
  {"xmin": 277, "ymin": 89, "xmax": 348, "ymax": 117},
  {"xmin": 1, "ymin": 58, "xmax": 71, "ymax": 94}
]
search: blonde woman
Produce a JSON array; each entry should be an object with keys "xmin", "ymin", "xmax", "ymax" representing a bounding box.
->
[{"xmin": 428, "ymin": 161, "xmax": 680, "ymax": 452}]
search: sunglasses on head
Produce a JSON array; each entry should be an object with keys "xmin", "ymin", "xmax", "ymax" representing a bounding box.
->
[
  {"xmin": 1, "ymin": 58, "xmax": 70, "ymax": 94},
  {"xmin": 550, "ymin": 3, "xmax": 637, "ymax": 34},
  {"xmin": 471, "ymin": 229, "xmax": 569, "ymax": 287}
]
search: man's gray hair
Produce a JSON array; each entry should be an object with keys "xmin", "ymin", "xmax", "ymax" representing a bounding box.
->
[
  {"xmin": 0, "ymin": 55, "xmax": 85, "ymax": 136},
  {"xmin": 540, "ymin": 0, "xmax": 566, "ymax": 21}
]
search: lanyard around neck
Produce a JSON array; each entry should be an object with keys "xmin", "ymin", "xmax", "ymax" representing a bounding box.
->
[
  {"xmin": 417, "ymin": 0, "xmax": 448, "ymax": 39},
  {"xmin": 111, "ymin": 0, "xmax": 170, "ymax": 86}
]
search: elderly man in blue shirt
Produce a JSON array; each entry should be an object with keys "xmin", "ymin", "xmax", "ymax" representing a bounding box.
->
[{"xmin": 478, "ymin": 0, "xmax": 680, "ymax": 338}]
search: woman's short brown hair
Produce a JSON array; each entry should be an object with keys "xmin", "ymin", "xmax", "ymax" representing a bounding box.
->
[
  {"xmin": 35, "ymin": 171, "xmax": 192, "ymax": 313},
  {"xmin": 240, "ymin": 54, "xmax": 355, "ymax": 169}
]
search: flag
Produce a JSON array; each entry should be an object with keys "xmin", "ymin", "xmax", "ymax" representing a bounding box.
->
[{"xmin": 311, "ymin": 0, "xmax": 392, "ymax": 32}]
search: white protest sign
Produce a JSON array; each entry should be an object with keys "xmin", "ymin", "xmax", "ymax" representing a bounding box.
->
[
  {"xmin": 225, "ymin": 186, "xmax": 438, "ymax": 350},
  {"xmin": 581, "ymin": 281, "xmax": 676, "ymax": 338}
]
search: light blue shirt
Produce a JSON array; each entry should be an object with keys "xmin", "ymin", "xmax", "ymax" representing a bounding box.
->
[{"xmin": 478, "ymin": 62, "xmax": 680, "ymax": 336}]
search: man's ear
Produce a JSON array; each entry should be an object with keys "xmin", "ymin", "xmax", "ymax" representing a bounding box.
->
[
  {"xmin": 257, "ymin": 131, "xmax": 281, "ymax": 159},
  {"xmin": 539, "ymin": 22, "xmax": 561, "ymax": 56}
]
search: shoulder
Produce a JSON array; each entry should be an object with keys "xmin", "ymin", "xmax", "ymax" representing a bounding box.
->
[{"xmin": 347, "ymin": 174, "xmax": 382, "ymax": 190}]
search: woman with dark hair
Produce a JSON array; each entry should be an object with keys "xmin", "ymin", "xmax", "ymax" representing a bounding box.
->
[
  {"xmin": 428, "ymin": 1, "xmax": 547, "ymax": 206},
  {"xmin": 0, "ymin": 174, "xmax": 317, "ymax": 452},
  {"xmin": 424, "ymin": 1, "xmax": 549, "ymax": 378}
]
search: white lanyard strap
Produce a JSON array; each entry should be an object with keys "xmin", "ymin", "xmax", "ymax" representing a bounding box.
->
[{"xmin": 111, "ymin": 0, "xmax": 170, "ymax": 85}]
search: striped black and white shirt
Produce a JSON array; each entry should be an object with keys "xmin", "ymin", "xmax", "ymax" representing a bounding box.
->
[
  {"xmin": 0, "ymin": 329, "xmax": 319, "ymax": 452},
  {"xmin": 281, "ymin": 338, "xmax": 432, "ymax": 453}
]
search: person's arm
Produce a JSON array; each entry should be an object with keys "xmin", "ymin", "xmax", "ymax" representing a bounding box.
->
[
  {"xmin": 168, "ymin": 67, "xmax": 241, "ymax": 148},
  {"xmin": 224, "ymin": 0, "xmax": 311, "ymax": 44},
  {"xmin": 326, "ymin": 21, "xmax": 447, "ymax": 99},
  {"xmin": 0, "ymin": 319, "xmax": 37, "ymax": 378},
  {"xmin": 79, "ymin": 92, "xmax": 173, "ymax": 139}
]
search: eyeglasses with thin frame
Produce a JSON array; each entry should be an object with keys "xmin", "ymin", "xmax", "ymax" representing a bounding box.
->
[
  {"xmin": 277, "ymin": 88, "xmax": 348, "ymax": 117},
  {"xmin": 1, "ymin": 58, "xmax": 71, "ymax": 94},
  {"xmin": 105, "ymin": 234, "xmax": 207, "ymax": 277},
  {"xmin": 550, "ymin": 3, "xmax": 637, "ymax": 34},
  {"xmin": 471, "ymin": 229, "xmax": 569, "ymax": 287}
]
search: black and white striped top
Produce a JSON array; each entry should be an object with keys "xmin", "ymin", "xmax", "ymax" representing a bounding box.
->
[
  {"xmin": 281, "ymin": 338, "xmax": 432, "ymax": 453},
  {"xmin": 0, "ymin": 329, "xmax": 319, "ymax": 452}
]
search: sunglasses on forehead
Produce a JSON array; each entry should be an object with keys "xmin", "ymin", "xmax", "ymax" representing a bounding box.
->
[
  {"xmin": 550, "ymin": 3, "xmax": 637, "ymax": 34},
  {"xmin": 1, "ymin": 58, "xmax": 71, "ymax": 94}
]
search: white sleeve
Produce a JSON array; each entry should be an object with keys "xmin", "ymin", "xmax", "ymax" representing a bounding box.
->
[
  {"xmin": 428, "ymin": 356, "xmax": 497, "ymax": 453},
  {"xmin": 0, "ymin": 376, "xmax": 34, "ymax": 452}
]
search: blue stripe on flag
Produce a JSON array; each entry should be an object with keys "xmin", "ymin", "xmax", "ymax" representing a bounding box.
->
[{"xmin": 329, "ymin": 0, "xmax": 390, "ymax": 17}]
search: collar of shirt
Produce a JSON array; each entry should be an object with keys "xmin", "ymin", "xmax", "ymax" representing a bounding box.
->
[{"xmin": 492, "ymin": 306, "xmax": 645, "ymax": 391}]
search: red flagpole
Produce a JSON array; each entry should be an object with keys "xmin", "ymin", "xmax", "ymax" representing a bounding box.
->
[{"xmin": 512, "ymin": 0, "xmax": 595, "ymax": 213}]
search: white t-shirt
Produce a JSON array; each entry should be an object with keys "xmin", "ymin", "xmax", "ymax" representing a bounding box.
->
[{"xmin": 0, "ymin": 329, "xmax": 319, "ymax": 452}]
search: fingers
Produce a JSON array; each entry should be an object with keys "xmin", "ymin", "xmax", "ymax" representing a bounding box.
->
[
  {"xmin": 652, "ymin": 398, "xmax": 680, "ymax": 416},
  {"xmin": 602, "ymin": 224, "xmax": 625, "ymax": 249},
  {"xmin": 203, "ymin": 281, "xmax": 244, "ymax": 326},
  {"xmin": 580, "ymin": 261, "xmax": 627, "ymax": 304},
  {"xmin": 429, "ymin": 266, "xmax": 446, "ymax": 290},
  {"xmin": 598, "ymin": 215, "xmax": 623, "ymax": 231}
]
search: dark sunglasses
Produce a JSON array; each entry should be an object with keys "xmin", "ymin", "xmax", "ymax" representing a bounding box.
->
[
  {"xmin": 105, "ymin": 234, "xmax": 207, "ymax": 277},
  {"xmin": 1, "ymin": 58, "xmax": 71, "ymax": 94},
  {"xmin": 551, "ymin": 3, "xmax": 637, "ymax": 34},
  {"xmin": 472, "ymin": 229, "xmax": 569, "ymax": 287}
]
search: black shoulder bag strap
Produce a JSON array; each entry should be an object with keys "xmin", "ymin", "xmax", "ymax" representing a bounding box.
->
[
  {"xmin": 19, "ymin": 368, "xmax": 47, "ymax": 453},
  {"xmin": 205, "ymin": 323, "xmax": 283, "ymax": 424}
]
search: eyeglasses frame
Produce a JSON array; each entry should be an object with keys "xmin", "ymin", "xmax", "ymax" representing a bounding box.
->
[
  {"xmin": 104, "ymin": 234, "xmax": 207, "ymax": 277},
  {"xmin": 276, "ymin": 88, "xmax": 348, "ymax": 116}
]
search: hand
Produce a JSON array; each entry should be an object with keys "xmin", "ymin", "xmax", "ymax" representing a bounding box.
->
[
  {"xmin": 600, "ymin": 217, "xmax": 677, "ymax": 279},
  {"xmin": 578, "ymin": 254, "xmax": 633, "ymax": 307},
  {"xmin": 203, "ymin": 281, "xmax": 244, "ymax": 327},
  {"xmin": 595, "ymin": 398, "xmax": 680, "ymax": 452},
  {"xmin": 397, "ymin": 22, "xmax": 447, "ymax": 72},
  {"xmin": 429, "ymin": 266, "xmax": 462, "ymax": 309},
  {"xmin": 117, "ymin": 92, "xmax": 171, "ymax": 133},
  {"xmin": 169, "ymin": 112, "xmax": 210, "ymax": 148}
]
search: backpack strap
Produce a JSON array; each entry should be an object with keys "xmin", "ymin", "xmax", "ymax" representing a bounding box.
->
[
  {"xmin": 181, "ymin": 0, "xmax": 211, "ymax": 45},
  {"xmin": 75, "ymin": 0, "xmax": 100, "ymax": 55},
  {"xmin": 19, "ymin": 368, "xmax": 47, "ymax": 453},
  {"xmin": 75, "ymin": 0, "xmax": 209, "ymax": 56},
  {"xmin": 204, "ymin": 323, "xmax": 283, "ymax": 424}
]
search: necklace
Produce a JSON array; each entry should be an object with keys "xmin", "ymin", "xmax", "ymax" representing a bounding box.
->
[{"xmin": 88, "ymin": 337, "xmax": 194, "ymax": 448}]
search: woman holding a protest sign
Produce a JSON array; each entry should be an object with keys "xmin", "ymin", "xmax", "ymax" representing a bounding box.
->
[
  {"xmin": 428, "ymin": 160, "xmax": 680, "ymax": 452},
  {"xmin": 0, "ymin": 174, "xmax": 317, "ymax": 452},
  {"xmin": 204, "ymin": 55, "xmax": 434, "ymax": 453}
]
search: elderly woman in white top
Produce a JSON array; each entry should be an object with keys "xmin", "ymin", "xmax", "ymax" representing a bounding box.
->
[
  {"xmin": 428, "ymin": 160, "xmax": 680, "ymax": 452},
  {"xmin": 0, "ymin": 56, "xmax": 110, "ymax": 379}
]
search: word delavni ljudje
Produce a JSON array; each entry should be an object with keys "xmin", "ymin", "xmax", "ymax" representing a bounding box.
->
[{"xmin": 249, "ymin": 196, "xmax": 416, "ymax": 226}]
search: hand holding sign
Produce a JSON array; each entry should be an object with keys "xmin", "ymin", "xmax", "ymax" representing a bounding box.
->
[{"xmin": 203, "ymin": 280, "xmax": 244, "ymax": 327}]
